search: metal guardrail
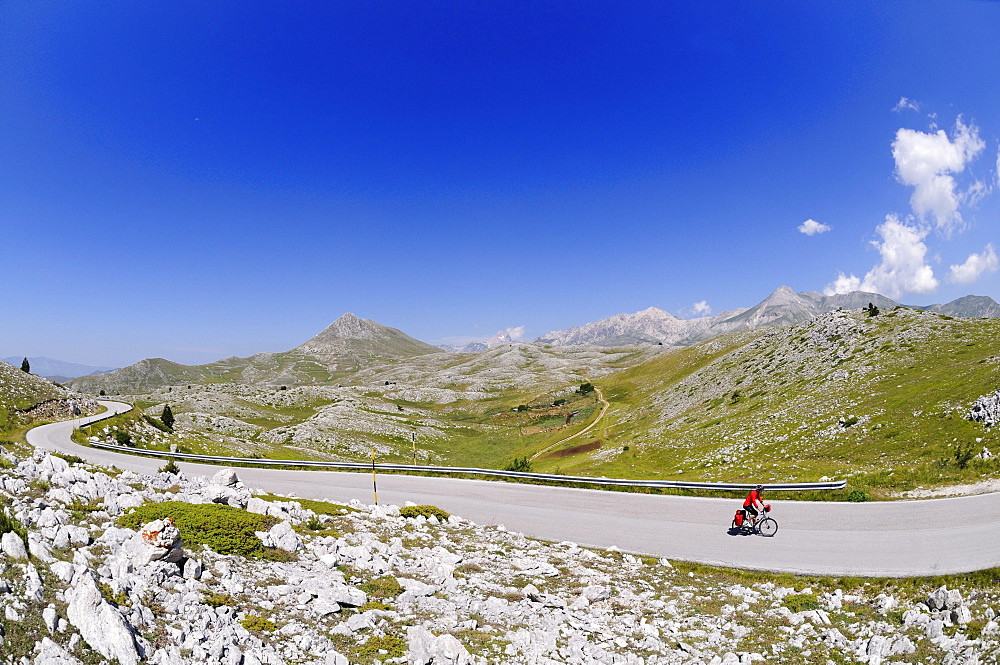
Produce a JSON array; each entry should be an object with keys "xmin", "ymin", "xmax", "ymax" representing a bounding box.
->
[
  {"xmin": 86, "ymin": 440, "xmax": 846, "ymax": 492},
  {"xmin": 82, "ymin": 401, "xmax": 135, "ymax": 427}
]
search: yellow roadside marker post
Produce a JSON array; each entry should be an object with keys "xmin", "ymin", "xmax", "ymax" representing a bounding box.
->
[{"xmin": 371, "ymin": 447, "xmax": 378, "ymax": 505}]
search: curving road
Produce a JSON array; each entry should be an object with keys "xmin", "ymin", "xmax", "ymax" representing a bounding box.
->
[{"xmin": 27, "ymin": 401, "xmax": 1000, "ymax": 577}]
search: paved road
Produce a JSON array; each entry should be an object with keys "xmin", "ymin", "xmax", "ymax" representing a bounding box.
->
[{"xmin": 27, "ymin": 401, "xmax": 1000, "ymax": 577}]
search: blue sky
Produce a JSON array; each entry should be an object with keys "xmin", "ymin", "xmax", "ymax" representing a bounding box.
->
[{"xmin": 3, "ymin": 1, "xmax": 1000, "ymax": 367}]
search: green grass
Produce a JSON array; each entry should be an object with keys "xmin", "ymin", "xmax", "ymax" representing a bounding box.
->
[
  {"xmin": 68, "ymin": 309, "xmax": 1000, "ymax": 499},
  {"xmin": 118, "ymin": 501, "xmax": 280, "ymax": 558}
]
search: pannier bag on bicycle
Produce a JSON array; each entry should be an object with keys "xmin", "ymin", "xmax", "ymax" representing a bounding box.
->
[{"xmin": 734, "ymin": 509, "xmax": 745, "ymax": 526}]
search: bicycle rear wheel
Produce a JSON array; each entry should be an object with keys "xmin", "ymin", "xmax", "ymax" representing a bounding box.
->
[{"xmin": 758, "ymin": 517, "xmax": 778, "ymax": 537}]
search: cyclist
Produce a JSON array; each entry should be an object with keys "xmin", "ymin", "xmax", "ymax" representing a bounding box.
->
[{"xmin": 743, "ymin": 484, "xmax": 765, "ymax": 527}]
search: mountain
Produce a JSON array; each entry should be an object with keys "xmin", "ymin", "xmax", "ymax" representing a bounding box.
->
[
  {"xmin": 293, "ymin": 313, "xmax": 442, "ymax": 359},
  {"xmin": 535, "ymin": 287, "xmax": 998, "ymax": 347},
  {"xmin": 548, "ymin": 306, "xmax": 1000, "ymax": 490},
  {"xmin": 2, "ymin": 356, "xmax": 117, "ymax": 380},
  {"xmin": 536, "ymin": 307, "xmax": 688, "ymax": 347},
  {"xmin": 69, "ymin": 313, "xmax": 442, "ymax": 394},
  {"xmin": 0, "ymin": 360, "xmax": 67, "ymax": 430},
  {"xmin": 921, "ymin": 295, "xmax": 1000, "ymax": 318},
  {"xmin": 438, "ymin": 329, "xmax": 525, "ymax": 353}
]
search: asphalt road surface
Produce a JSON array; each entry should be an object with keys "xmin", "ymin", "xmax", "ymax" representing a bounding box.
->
[{"xmin": 27, "ymin": 401, "xmax": 1000, "ymax": 577}]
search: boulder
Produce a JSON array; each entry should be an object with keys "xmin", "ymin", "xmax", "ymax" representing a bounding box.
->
[
  {"xmin": 324, "ymin": 651, "xmax": 349, "ymax": 665},
  {"xmin": 32, "ymin": 636, "xmax": 82, "ymax": 665},
  {"xmin": 65, "ymin": 573, "xmax": 143, "ymax": 665},
  {"xmin": 211, "ymin": 468, "xmax": 240, "ymax": 487},
  {"xmin": 183, "ymin": 557, "xmax": 203, "ymax": 580},
  {"xmin": 927, "ymin": 586, "xmax": 948, "ymax": 611},
  {"xmin": 407, "ymin": 626, "xmax": 474, "ymax": 665},
  {"xmin": 1, "ymin": 530, "xmax": 28, "ymax": 560},
  {"xmin": 121, "ymin": 518, "xmax": 183, "ymax": 565},
  {"xmin": 28, "ymin": 535, "xmax": 55, "ymax": 562},
  {"xmin": 246, "ymin": 497, "xmax": 270, "ymax": 514},
  {"xmin": 24, "ymin": 563, "xmax": 44, "ymax": 602},
  {"xmin": 256, "ymin": 521, "xmax": 301, "ymax": 552},
  {"xmin": 326, "ymin": 584, "xmax": 367, "ymax": 608}
]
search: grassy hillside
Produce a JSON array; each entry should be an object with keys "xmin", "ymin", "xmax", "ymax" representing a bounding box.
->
[
  {"xmin": 69, "ymin": 315, "xmax": 446, "ymax": 394},
  {"xmin": 86, "ymin": 344, "xmax": 661, "ymax": 468},
  {"xmin": 0, "ymin": 360, "xmax": 68, "ymax": 432},
  {"xmin": 75, "ymin": 308, "xmax": 1000, "ymax": 497},
  {"xmin": 531, "ymin": 308, "xmax": 1000, "ymax": 495}
]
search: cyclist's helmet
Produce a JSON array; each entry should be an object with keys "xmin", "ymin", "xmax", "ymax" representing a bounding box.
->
[{"xmin": 754, "ymin": 484, "xmax": 763, "ymax": 492}]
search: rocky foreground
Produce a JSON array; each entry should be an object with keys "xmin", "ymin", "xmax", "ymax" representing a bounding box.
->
[{"xmin": 0, "ymin": 445, "xmax": 998, "ymax": 664}]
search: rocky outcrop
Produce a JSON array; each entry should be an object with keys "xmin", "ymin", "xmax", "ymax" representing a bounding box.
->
[
  {"xmin": 120, "ymin": 518, "xmax": 183, "ymax": 565},
  {"xmin": 1, "ymin": 448, "xmax": 997, "ymax": 664},
  {"xmin": 65, "ymin": 573, "xmax": 144, "ymax": 665},
  {"xmin": 969, "ymin": 390, "xmax": 1000, "ymax": 427}
]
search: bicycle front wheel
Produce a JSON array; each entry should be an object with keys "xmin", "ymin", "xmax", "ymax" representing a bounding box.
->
[{"xmin": 758, "ymin": 517, "xmax": 778, "ymax": 537}]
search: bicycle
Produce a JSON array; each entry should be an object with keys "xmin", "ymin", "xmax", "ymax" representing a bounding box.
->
[{"xmin": 732, "ymin": 504, "xmax": 778, "ymax": 537}]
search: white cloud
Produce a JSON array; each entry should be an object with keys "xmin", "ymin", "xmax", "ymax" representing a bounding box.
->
[
  {"xmin": 892, "ymin": 117, "xmax": 985, "ymax": 235},
  {"xmin": 692, "ymin": 300, "xmax": 712, "ymax": 316},
  {"xmin": 948, "ymin": 243, "xmax": 999, "ymax": 284},
  {"xmin": 825, "ymin": 215, "xmax": 938, "ymax": 298},
  {"xmin": 892, "ymin": 97, "xmax": 920, "ymax": 113},
  {"xmin": 503, "ymin": 325, "xmax": 526, "ymax": 341},
  {"xmin": 798, "ymin": 219, "xmax": 831, "ymax": 236},
  {"xmin": 823, "ymin": 272, "xmax": 861, "ymax": 296},
  {"xmin": 996, "ymin": 146, "xmax": 1000, "ymax": 187},
  {"xmin": 863, "ymin": 215, "xmax": 938, "ymax": 298}
]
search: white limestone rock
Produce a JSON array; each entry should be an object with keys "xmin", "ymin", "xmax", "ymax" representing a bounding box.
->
[
  {"xmin": 121, "ymin": 518, "xmax": 183, "ymax": 565},
  {"xmin": 182, "ymin": 557, "xmax": 203, "ymax": 580},
  {"xmin": 266, "ymin": 520, "xmax": 301, "ymax": 552},
  {"xmin": 65, "ymin": 573, "xmax": 144, "ymax": 665},
  {"xmin": 325, "ymin": 584, "xmax": 367, "ymax": 607},
  {"xmin": 24, "ymin": 562, "xmax": 44, "ymax": 601},
  {"xmin": 1, "ymin": 530, "xmax": 28, "ymax": 560},
  {"xmin": 28, "ymin": 535, "xmax": 55, "ymax": 562},
  {"xmin": 407, "ymin": 626, "xmax": 475, "ymax": 665},
  {"xmin": 211, "ymin": 468, "xmax": 240, "ymax": 487},
  {"xmin": 32, "ymin": 636, "xmax": 82, "ymax": 665}
]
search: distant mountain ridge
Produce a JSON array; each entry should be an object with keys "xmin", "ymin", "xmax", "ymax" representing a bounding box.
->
[
  {"xmin": 2, "ymin": 356, "xmax": 117, "ymax": 380},
  {"xmin": 535, "ymin": 287, "xmax": 997, "ymax": 347},
  {"xmin": 67, "ymin": 291, "xmax": 1000, "ymax": 394},
  {"xmin": 69, "ymin": 313, "xmax": 441, "ymax": 394}
]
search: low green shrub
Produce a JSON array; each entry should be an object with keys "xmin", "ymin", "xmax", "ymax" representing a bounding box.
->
[
  {"xmin": 359, "ymin": 575, "xmax": 403, "ymax": 599},
  {"xmin": 201, "ymin": 590, "xmax": 237, "ymax": 608},
  {"xmin": 159, "ymin": 460, "xmax": 181, "ymax": 475},
  {"xmin": 240, "ymin": 615, "xmax": 276, "ymax": 632},
  {"xmin": 784, "ymin": 592, "xmax": 820, "ymax": 613},
  {"xmin": 399, "ymin": 504, "xmax": 450, "ymax": 521},
  {"xmin": 357, "ymin": 634, "xmax": 406, "ymax": 661},
  {"xmin": 53, "ymin": 452, "xmax": 84, "ymax": 465},
  {"xmin": 98, "ymin": 581, "xmax": 131, "ymax": 607},
  {"xmin": 504, "ymin": 457, "xmax": 532, "ymax": 473},
  {"xmin": 143, "ymin": 415, "xmax": 172, "ymax": 433},
  {"xmin": 118, "ymin": 501, "xmax": 279, "ymax": 558},
  {"xmin": 847, "ymin": 490, "xmax": 870, "ymax": 503}
]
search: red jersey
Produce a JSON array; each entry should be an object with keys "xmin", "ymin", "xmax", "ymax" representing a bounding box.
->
[{"xmin": 743, "ymin": 489, "xmax": 762, "ymax": 508}]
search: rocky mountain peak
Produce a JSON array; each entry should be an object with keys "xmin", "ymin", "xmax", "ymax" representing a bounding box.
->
[{"xmin": 294, "ymin": 314, "xmax": 441, "ymax": 359}]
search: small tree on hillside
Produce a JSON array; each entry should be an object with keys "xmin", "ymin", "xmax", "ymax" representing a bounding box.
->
[
  {"xmin": 20, "ymin": 358, "xmax": 30, "ymax": 373},
  {"xmin": 504, "ymin": 456, "xmax": 532, "ymax": 473},
  {"xmin": 577, "ymin": 382, "xmax": 594, "ymax": 395},
  {"xmin": 161, "ymin": 404, "xmax": 175, "ymax": 430},
  {"xmin": 865, "ymin": 302, "xmax": 880, "ymax": 317}
]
